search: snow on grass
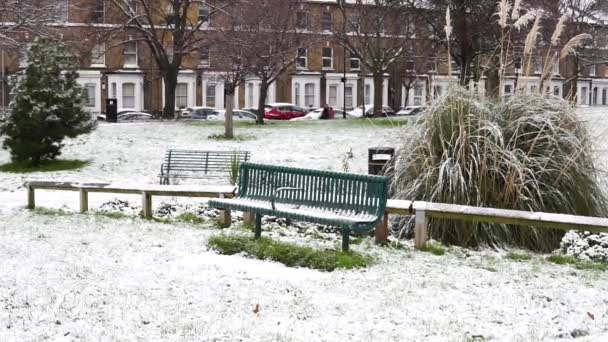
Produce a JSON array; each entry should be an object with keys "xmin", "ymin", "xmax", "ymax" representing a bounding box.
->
[
  {"xmin": 1, "ymin": 211, "xmax": 607, "ymax": 341},
  {"xmin": 1, "ymin": 116, "xmax": 608, "ymax": 340}
]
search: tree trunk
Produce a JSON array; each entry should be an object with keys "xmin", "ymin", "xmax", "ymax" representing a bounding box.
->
[
  {"xmin": 403, "ymin": 85, "xmax": 410, "ymax": 108},
  {"xmin": 163, "ymin": 68, "xmax": 179, "ymax": 119},
  {"xmin": 373, "ymin": 72, "xmax": 383, "ymax": 117},
  {"xmin": 256, "ymin": 79, "xmax": 269, "ymax": 125},
  {"xmin": 225, "ymin": 85, "xmax": 234, "ymax": 140},
  {"xmin": 357, "ymin": 67, "xmax": 365, "ymax": 108}
]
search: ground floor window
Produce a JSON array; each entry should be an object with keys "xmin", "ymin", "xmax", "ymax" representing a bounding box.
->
[
  {"xmin": 364, "ymin": 84, "xmax": 371, "ymax": 104},
  {"xmin": 581, "ymin": 87, "xmax": 588, "ymax": 104},
  {"xmin": 122, "ymin": 83, "xmax": 135, "ymax": 108},
  {"xmin": 175, "ymin": 83, "xmax": 188, "ymax": 108},
  {"xmin": 328, "ymin": 85, "xmax": 337, "ymax": 107},
  {"xmin": 294, "ymin": 83, "xmax": 300, "ymax": 106},
  {"xmin": 413, "ymin": 85, "xmax": 423, "ymax": 106},
  {"xmin": 84, "ymin": 83, "xmax": 96, "ymax": 107},
  {"xmin": 247, "ymin": 83, "xmax": 254, "ymax": 107},
  {"xmin": 304, "ymin": 83, "xmax": 315, "ymax": 107},
  {"xmin": 206, "ymin": 84, "xmax": 216, "ymax": 107},
  {"xmin": 345, "ymin": 85, "xmax": 353, "ymax": 109}
]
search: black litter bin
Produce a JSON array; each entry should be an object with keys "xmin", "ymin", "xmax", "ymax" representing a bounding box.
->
[
  {"xmin": 106, "ymin": 98, "xmax": 117, "ymax": 123},
  {"xmin": 368, "ymin": 147, "xmax": 395, "ymax": 175}
]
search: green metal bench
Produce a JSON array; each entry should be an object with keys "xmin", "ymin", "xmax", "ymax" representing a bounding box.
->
[
  {"xmin": 159, "ymin": 150, "xmax": 250, "ymax": 185},
  {"xmin": 208, "ymin": 163, "xmax": 388, "ymax": 251}
]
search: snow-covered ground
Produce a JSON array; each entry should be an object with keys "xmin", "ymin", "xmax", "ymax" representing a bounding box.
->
[{"xmin": 1, "ymin": 116, "xmax": 608, "ymax": 341}]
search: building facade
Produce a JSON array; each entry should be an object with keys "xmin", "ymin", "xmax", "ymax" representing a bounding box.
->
[{"xmin": 1, "ymin": 0, "xmax": 608, "ymax": 114}]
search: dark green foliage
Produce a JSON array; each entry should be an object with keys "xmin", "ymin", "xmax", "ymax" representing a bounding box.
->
[
  {"xmin": 208, "ymin": 234, "xmax": 372, "ymax": 271},
  {"xmin": 0, "ymin": 39, "xmax": 95, "ymax": 164},
  {"xmin": 391, "ymin": 87, "xmax": 607, "ymax": 252},
  {"xmin": 0, "ymin": 159, "xmax": 88, "ymax": 173}
]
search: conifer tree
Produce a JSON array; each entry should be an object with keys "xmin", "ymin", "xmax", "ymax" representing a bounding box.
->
[{"xmin": 0, "ymin": 39, "xmax": 95, "ymax": 164}]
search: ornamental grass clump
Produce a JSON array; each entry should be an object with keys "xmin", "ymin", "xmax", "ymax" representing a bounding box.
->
[{"xmin": 391, "ymin": 87, "xmax": 607, "ymax": 252}]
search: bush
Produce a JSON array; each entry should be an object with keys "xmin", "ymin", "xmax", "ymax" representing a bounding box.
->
[
  {"xmin": 0, "ymin": 38, "xmax": 95, "ymax": 165},
  {"xmin": 391, "ymin": 87, "xmax": 607, "ymax": 252},
  {"xmin": 208, "ymin": 234, "xmax": 372, "ymax": 271}
]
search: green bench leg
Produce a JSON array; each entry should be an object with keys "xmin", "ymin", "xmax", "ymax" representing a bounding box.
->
[
  {"xmin": 342, "ymin": 229, "xmax": 350, "ymax": 251},
  {"xmin": 254, "ymin": 214, "xmax": 262, "ymax": 239}
]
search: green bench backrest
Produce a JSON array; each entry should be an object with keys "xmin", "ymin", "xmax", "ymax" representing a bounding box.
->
[
  {"xmin": 164, "ymin": 150, "xmax": 250, "ymax": 173},
  {"xmin": 238, "ymin": 163, "xmax": 388, "ymax": 215}
]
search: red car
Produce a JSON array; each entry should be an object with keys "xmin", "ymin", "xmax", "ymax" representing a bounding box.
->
[{"xmin": 264, "ymin": 103, "xmax": 307, "ymax": 120}]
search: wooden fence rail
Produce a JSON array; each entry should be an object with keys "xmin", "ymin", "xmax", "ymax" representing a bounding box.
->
[
  {"xmin": 386, "ymin": 200, "xmax": 608, "ymax": 249},
  {"xmin": 25, "ymin": 182, "xmax": 608, "ymax": 250},
  {"xmin": 25, "ymin": 181, "xmax": 236, "ymax": 223}
]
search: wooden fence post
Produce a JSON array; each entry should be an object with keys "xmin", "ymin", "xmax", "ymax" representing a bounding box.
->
[
  {"xmin": 217, "ymin": 194, "xmax": 231, "ymax": 227},
  {"xmin": 414, "ymin": 209, "xmax": 428, "ymax": 249},
  {"xmin": 26, "ymin": 184, "xmax": 35, "ymax": 210},
  {"xmin": 243, "ymin": 212, "xmax": 255, "ymax": 226},
  {"xmin": 79, "ymin": 189, "xmax": 89, "ymax": 213},
  {"xmin": 375, "ymin": 212, "xmax": 390, "ymax": 244},
  {"xmin": 142, "ymin": 192, "xmax": 152, "ymax": 219}
]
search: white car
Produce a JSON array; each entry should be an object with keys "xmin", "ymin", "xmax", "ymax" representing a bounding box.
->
[
  {"xmin": 290, "ymin": 107, "xmax": 347, "ymax": 121},
  {"xmin": 207, "ymin": 109, "xmax": 257, "ymax": 121},
  {"xmin": 396, "ymin": 106, "xmax": 423, "ymax": 116},
  {"xmin": 347, "ymin": 105, "xmax": 396, "ymax": 118}
]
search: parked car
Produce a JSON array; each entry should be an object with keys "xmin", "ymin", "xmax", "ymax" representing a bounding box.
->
[
  {"xmin": 290, "ymin": 107, "xmax": 347, "ymax": 121},
  {"xmin": 188, "ymin": 107, "xmax": 218, "ymax": 120},
  {"xmin": 242, "ymin": 105, "xmax": 272, "ymax": 117},
  {"xmin": 178, "ymin": 107, "xmax": 193, "ymax": 119},
  {"xmin": 347, "ymin": 105, "xmax": 396, "ymax": 118},
  {"xmin": 264, "ymin": 103, "xmax": 307, "ymax": 120},
  {"xmin": 97, "ymin": 109, "xmax": 153, "ymax": 122},
  {"xmin": 396, "ymin": 106, "xmax": 423, "ymax": 116},
  {"xmin": 207, "ymin": 109, "xmax": 257, "ymax": 121}
]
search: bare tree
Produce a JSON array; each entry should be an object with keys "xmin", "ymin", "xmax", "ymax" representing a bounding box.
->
[
  {"xmin": 335, "ymin": 0, "xmax": 416, "ymax": 117},
  {"xmin": 210, "ymin": 24, "xmax": 251, "ymax": 139},
  {"xmin": 556, "ymin": 0, "xmax": 607, "ymax": 102},
  {"xmin": 101, "ymin": 0, "xmax": 232, "ymax": 118},
  {"xmin": 226, "ymin": 0, "xmax": 311, "ymax": 125},
  {"xmin": 0, "ymin": 0, "xmax": 60, "ymax": 47}
]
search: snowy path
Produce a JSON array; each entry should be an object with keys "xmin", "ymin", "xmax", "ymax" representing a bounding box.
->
[{"xmin": 1, "ymin": 211, "xmax": 607, "ymax": 341}]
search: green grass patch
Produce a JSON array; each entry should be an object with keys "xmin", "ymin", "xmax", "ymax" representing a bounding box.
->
[
  {"xmin": 208, "ymin": 234, "xmax": 372, "ymax": 271},
  {"xmin": 506, "ymin": 251, "xmax": 533, "ymax": 262},
  {"xmin": 207, "ymin": 133, "xmax": 256, "ymax": 141},
  {"xmin": 94, "ymin": 211, "xmax": 131, "ymax": 219},
  {"xmin": 547, "ymin": 255, "xmax": 608, "ymax": 272},
  {"xmin": 175, "ymin": 212, "xmax": 205, "ymax": 224},
  {"xmin": 420, "ymin": 242, "xmax": 447, "ymax": 256},
  {"xmin": 0, "ymin": 159, "xmax": 89, "ymax": 173},
  {"xmin": 33, "ymin": 207, "xmax": 69, "ymax": 216}
]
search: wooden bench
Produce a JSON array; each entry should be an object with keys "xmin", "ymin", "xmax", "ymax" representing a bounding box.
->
[
  {"xmin": 208, "ymin": 163, "xmax": 389, "ymax": 251},
  {"xmin": 159, "ymin": 150, "xmax": 251, "ymax": 185},
  {"xmin": 25, "ymin": 181, "xmax": 236, "ymax": 222}
]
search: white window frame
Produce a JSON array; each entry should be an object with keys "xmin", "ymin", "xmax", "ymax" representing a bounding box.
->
[
  {"xmin": 94, "ymin": 1, "xmax": 105, "ymax": 23},
  {"xmin": 122, "ymin": 83, "xmax": 136, "ymax": 109},
  {"xmin": 294, "ymin": 83, "xmax": 301, "ymax": 106},
  {"xmin": 91, "ymin": 43, "xmax": 106, "ymax": 66},
  {"xmin": 344, "ymin": 85, "xmax": 354, "ymax": 109},
  {"xmin": 297, "ymin": 48, "xmax": 308, "ymax": 70},
  {"xmin": 413, "ymin": 85, "xmax": 423, "ymax": 106},
  {"xmin": 199, "ymin": 46, "xmax": 210, "ymax": 68},
  {"xmin": 321, "ymin": 11, "xmax": 332, "ymax": 31},
  {"xmin": 350, "ymin": 57, "xmax": 360, "ymax": 71},
  {"xmin": 304, "ymin": 83, "xmax": 315, "ymax": 108},
  {"xmin": 110, "ymin": 83, "xmax": 117, "ymax": 99},
  {"xmin": 590, "ymin": 64, "xmax": 597, "ymax": 77},
  {"xmin": 198, "ymin": 2, "xmax": 211, "ymax": 27},
  {"xmin": 205, "ymin": 83, "xmax": 216, "ymax": 107},
  {"xmin": 322, "ymin": 48, "xmax": 333, "ymax": 70},
  {"xmin": 328, "ymin": 85, "xmax": 338, "ymax": 106},
  {"xmin": 84, "ymin": 83, "xmax": 96, "ymax": 107},
  {"xmin": 175, "ymin": 83, "xmax": 188, "ymax": 108},
  {"xmin": 364, "ymin": 84, "xmax": 371, "ymax": 104},
  {"xmin": 124, "ymin": 40, "xmax": 138, "ymax": 67}
]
